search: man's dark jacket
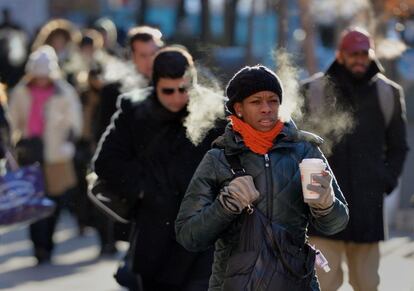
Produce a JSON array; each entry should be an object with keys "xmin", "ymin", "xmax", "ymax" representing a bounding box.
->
[
  {"xmin": 302, "ymin": 60, "xmax": 409, "ymax": 242},
  {"xmin": 95, "ymin": 81, "xmax": 122, "ymax": 141},
  {"xmin": 93, "ymin": 92, "xmax": 224, "ymax": 287}
]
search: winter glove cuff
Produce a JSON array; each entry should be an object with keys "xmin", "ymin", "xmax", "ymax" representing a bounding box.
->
[{"xmin": 310, "ymin": 201, "xmax": 335, "ymax": 218}]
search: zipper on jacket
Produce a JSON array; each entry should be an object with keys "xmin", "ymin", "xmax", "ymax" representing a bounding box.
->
[
  {"xmin": 264, "ymin": 154, "xmax": 273, "ymax": 218},
  {"xmin": 256, "ymin": 153, "xmax": 274, "ymax": 289},
  {"xmin": 264, "ymin": 154, "xmax": 270, "ymax": 168}
]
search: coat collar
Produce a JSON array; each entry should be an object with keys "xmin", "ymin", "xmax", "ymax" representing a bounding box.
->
[{"xmin": 325, "ymin": 57, "xmax": 383, "ymax": 84}]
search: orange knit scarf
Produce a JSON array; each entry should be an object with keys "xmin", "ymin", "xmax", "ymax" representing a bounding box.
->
[{"xmin": 229, "ymin": 115, "xmax": 284, "ymax": 155}]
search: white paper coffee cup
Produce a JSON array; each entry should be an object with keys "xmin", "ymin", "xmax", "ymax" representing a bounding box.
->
[{"xmin": 299, "ymin": 158, "xmax": 326, "ymax": 200}]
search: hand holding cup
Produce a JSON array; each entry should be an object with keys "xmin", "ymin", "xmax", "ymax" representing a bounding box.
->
[{"xmin": 305, "ymin": 170, "xmax": 334, "ymax": 210}]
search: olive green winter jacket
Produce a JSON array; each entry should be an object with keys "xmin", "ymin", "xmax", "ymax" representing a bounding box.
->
[{"xmin": 175, "ymin": 121, "xmax": 349, "ymax": 290}]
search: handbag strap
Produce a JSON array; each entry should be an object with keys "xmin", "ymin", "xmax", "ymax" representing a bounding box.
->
[
  {"xmin": 224, "ymin": 152, "xmax": 313, "ymax": 280},
  {"xmin": 5, "ymin": 148, "xmax": 19, "ymax": 171}
]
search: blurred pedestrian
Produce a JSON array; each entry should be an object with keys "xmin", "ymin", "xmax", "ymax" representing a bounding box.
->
[
  {"xmin": 94, "ymin": 17, "xmax": 123, "ymax": 58},
  {"xmin": 302, "ymin": 27, "xmax": 409, "ymax": 291},
  {"xmin": 93, "ymin": 46, "xmax": 224, "ymax": 291},
  {"xmin": 77, "ymin": 30, "xmax": 105, "ymax": 79},
  {"xmin": 74, "ymin": 60, "xmax": 120, "ymax": 256},
  {"xmin": 97, "ymin": 25, "xmax": 164, "ymax": 140},
  {"xmin": 32, "ymin": 19, "xmax": 83, "ymax": 86},
  {"xmin": 71, "ymin": 30, "xmax": 106, "ymax": 236},
  {"xmin": 8, "ymin": 45, "xmax": 82, "ymax": 264},
  {"xmin": 0, "ymin": 8, "xmax": 28, "ymax": 88}
]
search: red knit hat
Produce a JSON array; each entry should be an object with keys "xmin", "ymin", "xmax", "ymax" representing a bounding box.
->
[{"xmin": 339, "ymin": 28, "xmax": 373, "ymax": 53}]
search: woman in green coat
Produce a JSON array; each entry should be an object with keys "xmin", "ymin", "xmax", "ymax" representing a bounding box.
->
[{"xmin": 175, "ymin": 65, "xmax": 349, "ymax": 291}]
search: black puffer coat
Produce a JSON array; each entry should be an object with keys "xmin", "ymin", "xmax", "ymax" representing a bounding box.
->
[
  {"xmin": 175, "ymin": 122, "xmax": 349, "ymax": 290},
  {"xmin": 93, "ymin": 91, "xmax": 224, "ymax": 288}
]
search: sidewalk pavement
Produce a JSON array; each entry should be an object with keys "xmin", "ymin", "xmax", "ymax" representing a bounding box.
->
[
  {"xmin": 1, "ymin": 212, "xmax": 414, "ymax": 290},
  {"xmin": 0, "ymin": 211, "xmax": 128, "ymax": 291},
  {"xmin": 339, "ymin": 229, "xmax": 414, "ymax": 291}
]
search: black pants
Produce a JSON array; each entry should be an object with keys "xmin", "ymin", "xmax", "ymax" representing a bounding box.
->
[
  {"xmin": 141, "ymin": 277, "xmax": 209, "ymax": 291},
  {"xmin": 29, "ymin": 192, "xmax": 68, "ymax": 258},
  {"xmin": 92, "ymin": 208, "xmax": 117, "ymax": 249},
  {"xmin": 140, "ymin": 249, "xmax": 212, "ymax": 291},
  {"xmin": 72, "ymin": 139, "xmax": 92, "ymax": 228},
  {"xmin": 73, "ymin": 139, "xmax": 119, "ymax": 250}
]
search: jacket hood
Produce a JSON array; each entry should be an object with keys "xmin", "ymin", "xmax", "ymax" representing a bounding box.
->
[
  {"xmin": 15, "ymin": 78, "xmax": 74, "ymax": 98},
  {"xmin": 31, "ymin": 18, "xmax": 81, "ymax": 52},
  {"xmin": 25, "ymin": 45, "xmax": 61, "ymax": 80},
  {"xmin": 213, "ymin": 120, "xmax": 323, "ymax": 155}
]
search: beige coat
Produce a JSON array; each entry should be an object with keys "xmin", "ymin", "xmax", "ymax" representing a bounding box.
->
[{"xmin": 9, "ymin": 79, "xmax": 83, "ymax": 195}]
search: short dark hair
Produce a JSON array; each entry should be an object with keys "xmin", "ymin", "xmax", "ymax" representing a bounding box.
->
[
  {"xmin": 151, "ymin": 46, "xmax": 195, "ymax": 86},
  {"xmin": 127, "ymin": 26, "xmax": 163, "ymax": 51},
  {"xmin": 80, "ymin": 35, "xmax": 94, "ymax": 48}
]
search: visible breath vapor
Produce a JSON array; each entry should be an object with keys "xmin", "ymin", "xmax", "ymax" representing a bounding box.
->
[
  {"xmin": 375, "ymin": 38, "xmax": 407, "ymax": 60},
  {"xmin": 102, "ymin": 56, "xmax": 147, "ymax": 93},
  {"xmin": 272, "ymin": 48, "xmax": 303, "ymax": 123},
  {"xmin": 301, "ymin": 92, "xmax": 355, "ymax": 156},
  {"xmin": 272, "ymin": 49, "xmax": 355, "ymax": 156},
  {"xmin": 310, "ymin": 0, "xmax": 370, "ymax": 26},
  {"xmin": 184, "ymin": 65, "xmax": 226, "ymax": 145}
]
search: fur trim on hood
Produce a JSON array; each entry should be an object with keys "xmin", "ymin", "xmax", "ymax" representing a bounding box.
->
[{"xmin": 32, "ymin": 19, "xmax": 81, "ymax": 52}]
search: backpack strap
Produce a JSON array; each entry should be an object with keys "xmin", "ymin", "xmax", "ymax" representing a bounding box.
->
[
  {"xmin": 224, "ymin": 153, "xmax": 246, "ymax": 178},
  {"xmin": 224, "ymin": 152, "xmax": 254, "ymax": 214},
  {"xmin": 376, "ymin": 75, "xmax": 395, "ymax": 128}
]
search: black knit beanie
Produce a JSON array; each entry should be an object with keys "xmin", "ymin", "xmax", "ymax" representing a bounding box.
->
[
  {"xmin": 151, "ymin": 46, "xmax": 194, "ymax": 86},
  {"xmin": 225, "ymin": 65, "xmax": 283, "ymax": 114}
]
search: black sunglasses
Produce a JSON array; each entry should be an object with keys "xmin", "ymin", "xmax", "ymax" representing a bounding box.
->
[{"xmin": 160, "ymin": 86, "xmax": 189, "ymax": 95}]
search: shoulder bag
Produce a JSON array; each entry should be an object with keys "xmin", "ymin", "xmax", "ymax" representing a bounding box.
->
[
  {"xmin": 87, "ymin": 172, "xmax": 134, "ymax": 224},
  {"xmin": 0, "ymin": 150, "xmax": 56, "ymax": 233}
]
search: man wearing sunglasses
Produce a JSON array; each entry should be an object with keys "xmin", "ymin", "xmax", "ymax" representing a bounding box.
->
[{"xmin": 93, "ymin": 46, "xmax": 224, "ymax": 291}]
